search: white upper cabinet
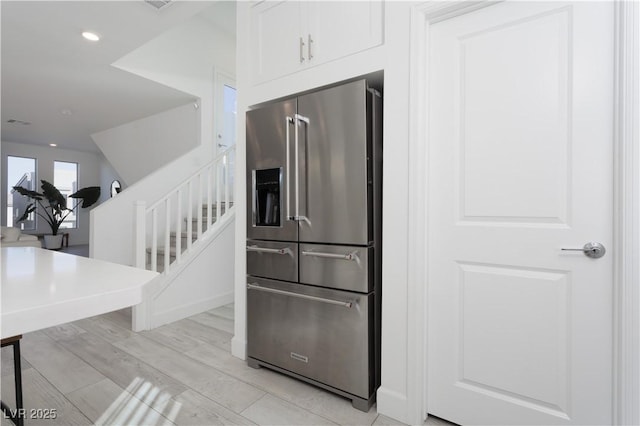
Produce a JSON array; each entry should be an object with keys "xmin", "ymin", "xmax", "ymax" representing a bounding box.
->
[
  {"xmin": 251, "ymin": 1, "xmax": 384, "ymax": 84},
  {"xmin": 306, "ymin": 2, "xmax": 383, "ymax": 65},
  {"xmin": 251, "ymin": 1, "xmax": 304, "ymax": 84}
]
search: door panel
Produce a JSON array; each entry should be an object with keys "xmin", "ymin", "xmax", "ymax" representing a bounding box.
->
[
  {"xmin": 247, "ymin": 277, "xmax": 373, "ymax": 398},
  {"xmin": 298, "ymin": 80, "xmax": 370, "ymax": 245},
  {"xmin": 458, "ymin": 7, "xmax": 570, "ymax": 225},
  {"xmin": 427, "ymin": 2, "xmax": 613, "ymax": 425},
  {"xmin": 246, "ymin": 99, "xmax": 298, "ymax": 241}
]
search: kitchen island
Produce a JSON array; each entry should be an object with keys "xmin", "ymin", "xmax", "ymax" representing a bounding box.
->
[{"xmin": 1, "ymin": 247, "xmax": 158, "ymax": 425}]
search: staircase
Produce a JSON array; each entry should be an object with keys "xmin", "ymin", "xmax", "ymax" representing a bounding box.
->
[
  {"xmin": 135, "ymin": 146, "xmax": 235, "ymax": 275},
  {"xmin": 145, "ymin": 202, "xmax": 234, "ymax": 272}
]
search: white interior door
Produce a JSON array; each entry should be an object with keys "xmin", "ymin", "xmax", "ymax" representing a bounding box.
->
[
  {"xmin": 215, "ymin": 72, "xmax": 237, "ymax": 155},
  {"xmin": 427, "ymin": 2, "xmax": 613, "ymax": 425}
]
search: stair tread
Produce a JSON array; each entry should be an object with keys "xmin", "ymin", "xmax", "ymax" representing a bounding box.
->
[
  {"xmin": 201, "ymin": 201, "xmax": 234, "ymax": 206},
  {"xmin": 146, "ymin": 246, "xmax": 179, "ymax": 255},
  {"xmin": 170, "ymin": 231, "xmax": 199, "ymax": 238}
]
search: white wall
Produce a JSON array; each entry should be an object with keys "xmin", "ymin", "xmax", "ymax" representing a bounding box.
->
[
  {"xmin": 92, "ymin": 10, "xmax": 236, "ymax": 266},
  {"xmin": 233, "ymin": 1, "xmax": 415, "ymax": 424},
  {"xmin": 97, "ymin": 151, "xmax": 123, "ymax": 204},
  {"xmin": 92, "ymin": 102, "xmax": 199, "ymax": 186},
  {"xmin": 1, "ymin": 140, "xmax": 102, "ymax": 245},
  {"xmin": 113, "ymin": 14, "xmax": 236, "ymax": 168},
  {"xmin": 113, "ymin": 16, "xmax": 236, "ymax": 97},
  {"xmin": 149, "ymin": 217, "xmax": 235, "ymax": 327},
  {"xmin": 92, "ymin": 12, "xmax": 236, "ymax": 190},
  {"xmin": 91, "ymin": 7, "xmax": 238, "ymax": 334}
]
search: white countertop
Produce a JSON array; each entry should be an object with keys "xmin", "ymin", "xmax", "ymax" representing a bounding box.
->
[{"xmin": 1, "ymin": 247, "xmax": 159, "ymax": 338}]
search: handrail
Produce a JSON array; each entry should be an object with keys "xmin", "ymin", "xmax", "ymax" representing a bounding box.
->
[
  {"xmin": 135, "ymin": 146, "xmax": 236, "ymax": 274},
  {"xmin": 146, "ymin": 145, "xmax": 236, "ymax": 211}
]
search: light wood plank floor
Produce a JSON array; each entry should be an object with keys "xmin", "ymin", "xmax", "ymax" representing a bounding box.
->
[{"xmin": 1, "ymin": 305, "xmax": 451, "ymax": 426}]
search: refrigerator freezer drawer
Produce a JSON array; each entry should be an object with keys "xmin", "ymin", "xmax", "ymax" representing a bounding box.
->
[
  {"xmin": 246, "ymin": 240, "xmax": 298, "ymax": 282},
  {"xmin": 299, "ymin": 244, "xmax": 372, "ymax": 293},
  {"xmin": 247, "ymin": 277, "xmax": 373, "ymax": 399}
]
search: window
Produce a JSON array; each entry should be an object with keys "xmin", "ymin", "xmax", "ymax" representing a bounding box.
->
[
  {"xmin": 7, "ymin": 156, "xmax": 37, "ymax": 230},
  {"xmin": 54, "ymin": 161, "xmax": 78, "ymax": 229}
]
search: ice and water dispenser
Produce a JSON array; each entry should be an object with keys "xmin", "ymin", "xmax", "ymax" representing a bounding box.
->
[{"xmin": 253, "ymin": 168, "xmax": 281, "ymax": 227}]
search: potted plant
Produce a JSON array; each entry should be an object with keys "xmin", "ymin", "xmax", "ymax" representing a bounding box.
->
[{"xmin": 13, "ymin": 180, "xmax": 101, "ymax": 249}]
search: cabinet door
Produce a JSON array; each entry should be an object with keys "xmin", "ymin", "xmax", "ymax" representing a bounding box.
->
[
  {"xmin": 306, "ymin": 1, "xmax": 383, "ymax": 66},
  {"xmin": 251, "ymin": 1, "xmax": 304, "ymax": 84}
]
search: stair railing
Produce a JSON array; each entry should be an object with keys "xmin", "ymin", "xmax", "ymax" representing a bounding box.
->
[{"xmin": 135, "ymin": 146, "xmax": 236, "ymax": 273}]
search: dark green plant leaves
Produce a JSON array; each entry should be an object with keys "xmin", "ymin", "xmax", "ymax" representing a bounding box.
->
[
  {"xmin": 69, "ymin": 186, "xmax": 101, "ymax": 208},
  {"xmin": 41, "ymin": 180, "xmax": 67, "ymax": 209},
  {"xmin": 16, "ymin": 203, "xmax": 36, "ymax": 222},
  {"xmin": 12, "ymin": 186, "xmax": 43, "ymax": 200},
  {"xmin": 12, "ymin": 180, "xmax": 101, "ymax": 233}
]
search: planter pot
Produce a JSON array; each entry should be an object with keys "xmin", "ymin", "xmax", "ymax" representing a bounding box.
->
[{"xmin": 43, "ymin": 234, "xmax": 63, "ymax": 250}]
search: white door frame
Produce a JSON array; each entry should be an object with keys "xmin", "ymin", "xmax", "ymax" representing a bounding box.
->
[{"xmin": 405, "ymin": 1, "xmax": 640, "ymax": 425}]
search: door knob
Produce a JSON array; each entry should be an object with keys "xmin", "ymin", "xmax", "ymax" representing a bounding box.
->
[{"xmin": 561, "ymin": 242, "xmax": 606, "ymax": 259}]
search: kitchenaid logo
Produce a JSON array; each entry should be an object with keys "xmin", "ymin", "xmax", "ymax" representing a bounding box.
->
[{"xmin": 290, "ymin": 352, "xmax": 309, "ymax": 363}]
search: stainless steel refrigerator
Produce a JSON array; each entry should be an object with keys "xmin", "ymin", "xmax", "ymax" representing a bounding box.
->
[{"xmin": 245, "ymin": 79, "xmax": 382, "ymax": 411}]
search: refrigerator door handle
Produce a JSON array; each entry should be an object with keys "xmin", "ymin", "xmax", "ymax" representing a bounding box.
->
[
  {"xmin": 285, "ymin": 116, "xmax": 295, "ymax": 221},
  {"xmin": 247, "ymin": 283, "xmax": 353, "ymax": 308},
  {"xmin": 301, "ymin": 249, "xmax": 360, "ymax": 262},
  {"xmin": 247, "ymin": 245, "xmax": 293, "ymax": 256},
  {"xmin": 294, "ymin": 114, "xmax": 310, "ymax": 222}
]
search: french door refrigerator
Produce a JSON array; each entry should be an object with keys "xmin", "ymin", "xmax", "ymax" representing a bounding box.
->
[{"xmin": 246, "ymin": 79, "xmax": 382, "ymax": 411}]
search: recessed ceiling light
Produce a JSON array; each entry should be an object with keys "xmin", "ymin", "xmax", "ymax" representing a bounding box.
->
[
  {"xmin": 49, "ymin": 143, "xmax": 57, "ymax": 147},
  {"xmin": 82, "ymin": 31, "xmax": 100, "ymax": 42}
]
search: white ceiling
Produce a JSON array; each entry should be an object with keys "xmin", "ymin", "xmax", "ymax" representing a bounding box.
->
[{"xmin": 1, "ymin": 1, "xmax": 235, "ymax": 153}]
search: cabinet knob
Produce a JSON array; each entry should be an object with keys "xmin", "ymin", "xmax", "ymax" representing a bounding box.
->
[{"xmin": 299, "ymin": 37, "xmax": 305, "ymax": 63}]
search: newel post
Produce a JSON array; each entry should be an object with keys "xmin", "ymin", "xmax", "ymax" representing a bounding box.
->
[
  {"xmin": 134, "ymin": 200, "xmax": 146, "ymax": 269},
  {"xmin": 132, "ymin": 200, "xmax": 149, "ymax": 332}
]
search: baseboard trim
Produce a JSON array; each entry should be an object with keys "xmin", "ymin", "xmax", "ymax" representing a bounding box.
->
[
  {"xmin": 149, "ymin": 292, "xmax": 234, "ymax": 329},
  {"xmin": 376, "ymin": 387, "xmax": 408, "ymax": 425}
]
